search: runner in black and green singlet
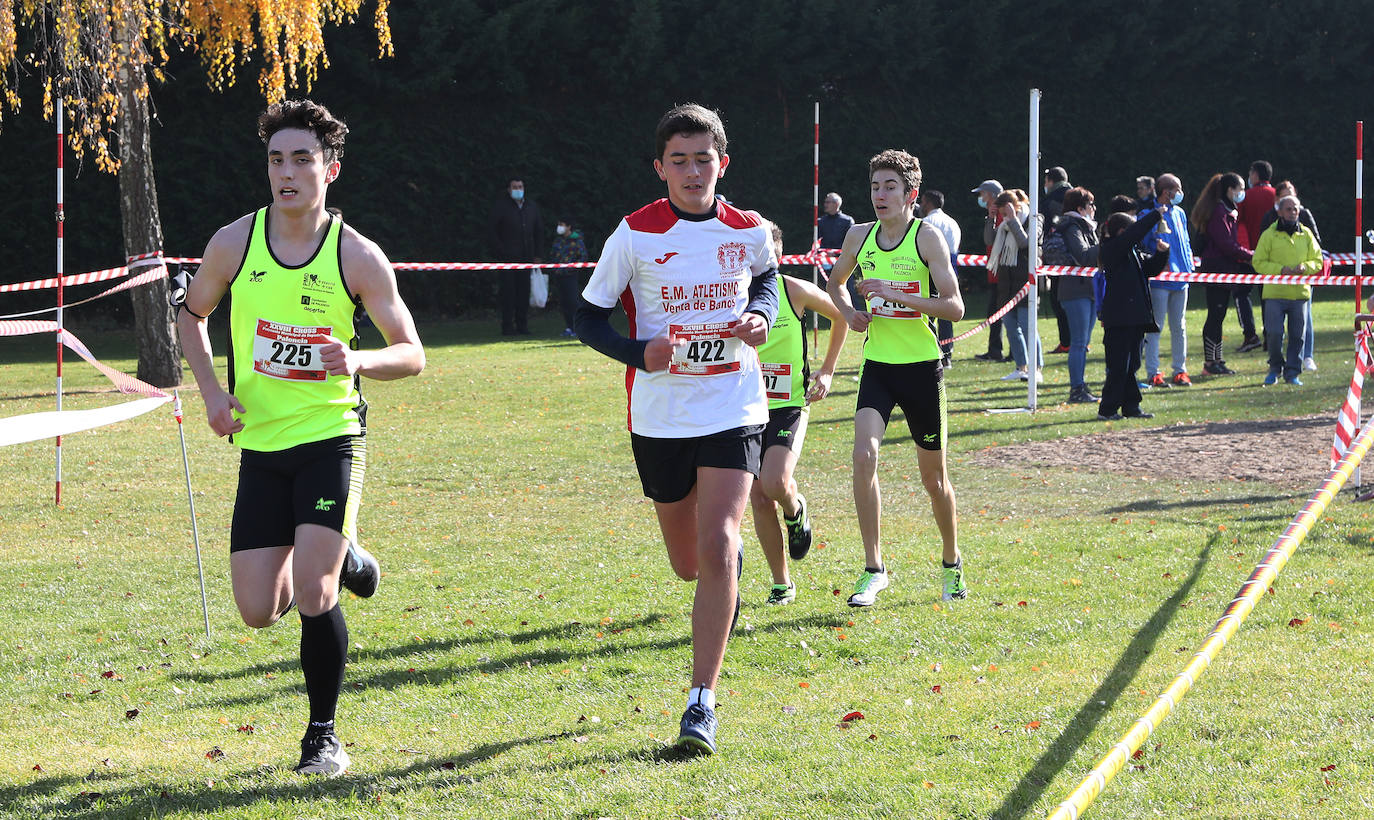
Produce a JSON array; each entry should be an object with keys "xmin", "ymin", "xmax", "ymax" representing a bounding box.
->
[
  {"xmin": 178, "ymin": 99, "xmax": 424, "ymax": 777},
  {"xmin": 825, "ymin": 149, "xmax": 968, "ymax": 607},
  {"xmin": 749, "ymin": 222, "xmax": 849, "ymax": 606}
]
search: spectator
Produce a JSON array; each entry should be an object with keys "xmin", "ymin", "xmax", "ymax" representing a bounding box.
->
[
  {"xmin": 818, "ymin": 191, "xmax": 858, "ymax": 305},
  {"xmin": 1042, "ymin": 166, "xmax": 1072, "ymax": 353},
  {"xmin": 1139, "ymin": 173, "xmax": 1194, "ymax": 387},
  {"xmin": 989, "ymin": 189, "xmax": 1042, "ymax": 382},
  {"xmin": 973, "ymin": 179, "xmax": 1008, "ymax": 362},
  {"xmin": 1104, "ymin": 195, "xmax": 1138, "ymax": 236},
  {"xmin": 817, "ymin": 192, "xmax": 855, "ymax": 250},
  {"xmin": 1097, "ymin": 209, "xmax": 1171, "ymax": 420},
  {"xmin": 1253, "ymin": 195, "xmax": 1323, "ymax": 385},
  {"xmin": 1190, "ymin": 172, "xmax": 1253, "ymax": 377},
  {"xmin": 549, "ymin": 216, "xmax": 589, "ymax": 338},
  {"xmin": 1134, "ymin": 176, "xmax": 1156, "ymax": 213},
  {"xmin": 1233, "ymin": 160, "xmax": 1277, "ymax": 352},
  {"xmin": 1056, "ymin": 187, "xmax": 1101, "ymax": 403},
  {"xmin": 919, "ymin": 189, "xmax": 961, "ymax": 366},
  {"xmin": 1260, "ymin": 181, "xmax": 1323, "ymax": 371},
  {"xmin": 489, "ymin": 177, "xmax": 544, "ymax": 336}
]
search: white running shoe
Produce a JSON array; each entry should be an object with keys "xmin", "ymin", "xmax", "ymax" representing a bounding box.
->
[
  {"xmin": 1001, "ymin": 370, "xmax": 1026, "ymax": 381},
  {"xmin": 1303, "ymin": 357, "xmax": 1317, "ymax": 372},
  {"xmin": 847, "ymin": 568, "xmax": 889, "ymax": 607}
]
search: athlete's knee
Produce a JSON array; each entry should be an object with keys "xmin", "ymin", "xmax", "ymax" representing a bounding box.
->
[
  {"xmin": 758, "ymin": 472, "xmax": 793, "ymax": 503},
  {"xmin": 237, "ymin": 602, "xmax": 281, "ymax": 630},
  {"xmin": 853, "ymin": 441, "xmax": 880, "ymax": 474},
  {"xmin": 748, "ymin": 481, "xmax": 775, "ymax": 512},
  {"xmin": 293, "ymin": 578, "xmax": 340, "ymax": 617},
  {"xmin": 695, "ymin": 537, "xmax": 737, "ymax": 580}
]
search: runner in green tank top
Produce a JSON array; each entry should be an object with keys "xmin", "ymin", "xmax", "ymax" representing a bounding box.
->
[
  {"xmin": 749, "ymin": 222, "xmax": 849, "ymax": 605},
  {"xmin": 177, "ymin": 99, "xmax": 424, "ymax": 777},
  {"xmin": 825, "ymin": 149, "xmax": 969, "ymax": 607}
]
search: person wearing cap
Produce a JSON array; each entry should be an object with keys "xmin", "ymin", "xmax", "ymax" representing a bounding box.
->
[{"xmin": 972, "ymin": 179, "xmax": 1007, "ymax": 362}]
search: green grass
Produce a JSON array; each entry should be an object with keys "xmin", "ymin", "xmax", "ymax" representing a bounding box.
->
[{"xmin": 2, "ymin": 292, "xmax": 1373, "ymax": 819}]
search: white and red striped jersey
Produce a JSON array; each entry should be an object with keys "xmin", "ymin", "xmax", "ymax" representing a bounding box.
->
[{"xmin": 583, "ymin": 199, "xmax": 777, "ymax": 438}]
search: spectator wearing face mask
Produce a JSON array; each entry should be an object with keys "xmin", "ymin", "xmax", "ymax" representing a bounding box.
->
[
  {"xmin": 973, "ymin": 179, "xmax": 1008, "ymax": 362},
  {"xmin": 489, "ymin": 177, "xmax": 545, "ymax": 336},
  {"xmin": 1190, "ymin": 172, "xmax": 1253, "ymax": 377},
  {"xmin": 1138, "ymin": 173, "xmax": 1194, "ymax": 388},
  {"xmin": 1259, "ymin": 181, "xmax": 1323, "ymax": 372},
  {"xmin": 1233, "ymin": 160, "xmax": 1277, "ymax": 353},
  {"xmin": 1253, "ymin": 195, "xmax": 1322, "ymax": 385},
  {"xmin": 549, "ymin": 216, "xmax": 589, "ymax": 337}
]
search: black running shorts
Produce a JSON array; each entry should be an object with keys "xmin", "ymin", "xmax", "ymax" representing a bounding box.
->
[
  {"xmin": 630, "ymin": 424, "xmax": 764, "ymax": 504},
  {"xmin": 855, "ymin": 359, "xmax": 947, "ymax": 450},
  {"xmin": 762, "ymin": 405, "xmax": 808, "ymax": 453},
  {"xmin": 230, "ymin": 435, "xmax": 366, "ymax": 552}
]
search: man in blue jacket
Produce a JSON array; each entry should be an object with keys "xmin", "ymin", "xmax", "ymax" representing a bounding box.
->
[{"xmin": 1139, "ymin": 173, "xmax": 1194, "ymax": 388}]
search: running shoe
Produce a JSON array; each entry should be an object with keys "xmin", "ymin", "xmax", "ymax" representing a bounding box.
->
[
  {"xmin": 294, "ymin": 725, "xmax": 350, "ymax": 777},
  {"xmin": 1122, "ymin": 410, "xmax": 1155, "ymax": 419},
  {"xmin": 1000, "ymin": 370, "xmax": 1026, "ymax": 381},
  {"xmin": 974, "ymin": 351, "xmax": 1002, "ymax": 361},
  {"xmin": 1303, "ymin": 357, "xmax": 1317, "ymax": 372},
  {"xmin": 1097, "ymin": 412, "xmax": 1123, "ymax": 421},
  {"xmin": 340, "ymin": 540, "xmax": 380, "ymax": 598},
  {"xmin": 1148, "ymin": 373, "xmax": 1169, "ymax": 389},
  {"xmin": 784, "ymin": 494, "xmax": 813, "ymax": 560},
  {"xmin": 1237, "ymin": 335, "xmax": 1263, "ymax": 353},
  {"xmin": 1171, "ymin": 372, "xmax": 1192, "ymax": 387},
  {"xmin": 676, "ymin": 703, "xmax": 717, "ymax": 755},
  {"xmin": 847, "ymin": 568, "xmax": 889, "ymax": 607},
  {"xmin": 941, "ymin": 562, "xmax": 968, "ymax": 601},
  {"xmin": 766, "ymin": 583, "xmax": 796, "ymax": 605},
  {"xmin": 1202, "ymin": 360, "xmax": 1234, "ymax": 376},
  {"xmin": 1051, "ymin": 343, "xmax": 1071, "ymax": 354},
  {"xmin": 1263, "ymin": 371, "xmax": 1279, "ymax": 386},
  {"xmin": 1286, "ymin": 376, "xmax": 1303, "ymax": 386}
]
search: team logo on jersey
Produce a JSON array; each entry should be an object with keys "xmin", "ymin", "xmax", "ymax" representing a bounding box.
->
[
  {"xmin": 860, "ymin": 250, "xmax": 877, "ymax": 273},
  {"xmin": 301, "ymin": 271, "xmax": 333, "ymax": 296},
  {"xmin": 248, "ymin": 270, "xmax": 266, "ymax": 283},
  {"xmin": 654, "ymin": 251, "xmax": 679, "ymax": 264},
  {"xmin": 717, "ymin": 242, "xmax": 748, "ymax": 275}
]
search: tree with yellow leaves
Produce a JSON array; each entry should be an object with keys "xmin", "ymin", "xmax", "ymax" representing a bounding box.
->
[{"xmin": 0, "ymin": 0, "xmax": 392, "ymax": 386}]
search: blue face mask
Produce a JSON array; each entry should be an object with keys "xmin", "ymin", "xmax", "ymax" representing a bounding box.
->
[
  {"xmin": 977, "ymin": 196, "xmax": 987, "ymax": 208},
  {"xmin": 510, "ymin": 188, "xmax": 524, "ymax": 202},
  {"xmin": 1233, "ymin": 190, "xmax": 1246, "ymax": 204},
  {"xmin": 1171, "ymin": 191, "xmax": 1184, "ymax": 206}
]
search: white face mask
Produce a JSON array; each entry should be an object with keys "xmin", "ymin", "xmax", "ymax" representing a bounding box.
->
[
  {"xmin": 556, "ymin": 225, "xmax": 567, "ymax": 236},
  {"xmin": 1233, "ymin": 190, "xmax": 1245, "ymax": 204}
]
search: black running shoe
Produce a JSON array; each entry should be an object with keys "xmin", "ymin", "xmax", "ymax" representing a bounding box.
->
[
  {"xmin": 675, "ymin": 703, "xmax": 718, "ymax": 755},
  {"xmin": 784, "ymin": 493, "xmax": 813, "ymax": 560},
  {"xmin": 294, "ymin": 725, "xmax": 350, "ymax": 777},
  {"xmin": 339, "ymin": 540, "xmax": 379, "ymax": 598}
]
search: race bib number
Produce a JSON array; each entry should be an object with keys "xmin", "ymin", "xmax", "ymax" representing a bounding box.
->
[
  {"xmin": 669, "ymin": 321, "xmax": 743, "ymax": 375},
  {"xmin": 868, "ymin": 280, "xmax": 923, "ymax": 319},
  {"xmin": 252, "ymin": 320, "xmax": 331, "ymax": 381},
  {"xmin": 760, "ymin": 362, "xmax": 793, "ymax": 401}
]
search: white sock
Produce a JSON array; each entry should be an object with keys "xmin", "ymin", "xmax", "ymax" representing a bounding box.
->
[{"xmin": 687, "ymin": 685, "xmax": 716, "ymax": 711}]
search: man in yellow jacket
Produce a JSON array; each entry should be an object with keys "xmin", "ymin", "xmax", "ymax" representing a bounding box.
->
[{"xmin": 1252, "ymin": 195, "xmax": 1323, "ymax": 385}]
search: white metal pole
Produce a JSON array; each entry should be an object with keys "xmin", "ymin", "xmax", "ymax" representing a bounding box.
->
[
  {"xmin": 1355, "ymin": 121, "xmax": 1364, "ymax": 489},
  {"xmin": 812, "ymin": 101, "xmax": 821, "ymax": 349},
  {"xmin": 1026, "ymin": 89, "xmax": 1041, "ymax": 411}
]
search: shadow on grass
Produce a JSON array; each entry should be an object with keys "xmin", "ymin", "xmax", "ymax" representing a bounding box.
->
[
  {"xmin": 169, "ymin": 612, "xmax": 673, "ymax": 686},
  {"xmin": 989, "ymin": 531, "xmax": 1218, "ymax": 820},
  {"xmin": 1102, "ymin": 493, "xmax": 1297, "ymax": 514}
]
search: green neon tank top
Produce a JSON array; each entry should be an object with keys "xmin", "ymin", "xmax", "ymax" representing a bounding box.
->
[
  {"xmin": 755, "ymin": 276, "xmax": 810, "ymax": 410},
  {"xmin": 857, "ymin": 218, "xmax": 941, "ymax": 364},
  {"xmin": 227, "ymin": 207, "xmax": 364, "ymax": 451}
]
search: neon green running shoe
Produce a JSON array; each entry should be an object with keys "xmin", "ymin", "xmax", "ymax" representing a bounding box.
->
[
  {"xmin": 942, "ymin": 561, "xmax": 968, "ymax": 601},
  {"xmin": 766, "ymin": 583, "xmax": 796, "ymax": 605},
  {"xmin": 847, "ymin": 568, "xmax": 888, "ymax": 607}
]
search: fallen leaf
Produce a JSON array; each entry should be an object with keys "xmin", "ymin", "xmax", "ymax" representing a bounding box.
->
[
  {"xmin": 1017, "ymin": 601, "xmax": 1028, "ymax": 608},
  {"xmin": 1132, "ymin": 750, "xmax": 1145, "ymax": 760},
  {"xmin": 1288, "ymin": 617, "xmax": 1307, "ymax": 628},
  {"xmin": 31, "ymin": 764, "xmax": 42, "ymax": 772},
  {"xmin": 841, "ymin": 711, "xmax": 864, "ymax": 722},
  {"xmin": 922, "ymin": 780, "xmax": 934, "ymax": 789},
  {"xmin": 439, "ymin": 761, "xmax": 457, "ymax": 770},
  {"xmin": 867, "ymin": 733, "xmax": 877, "ymax": 740},
  {"xmin": 1321, "ymin": 764, "xmax": 1337, "ymax": 772},
  {"xmin": 931, "ymin": 685, "xmax": 942, "ymax": 694},
  {"xmin": 205, "ymin": 747, "xmax": 225, "ymax": 760},
  {"xmin": 124, "ymin": 709, "xmax": 139, "ymax": 720},
  {"xmin": 798, "ymin": 681, "xmax": 810, "ymax": 689},
  {"xmin": 1025, "ymin": 721, "xmax": 1042, "ymax": 730},
  {"xmin": 237, "ymin": 725, "xmax": 254, "ymax": 734}
]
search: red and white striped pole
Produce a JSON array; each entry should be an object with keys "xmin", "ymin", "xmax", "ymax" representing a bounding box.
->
[
  {"xmin": 55, "ymin": 98, "xmax": 65, "ymax": 506},
  {"xmin": 812, "ymin": 101, "xmax": 820, "ymax": 347}
]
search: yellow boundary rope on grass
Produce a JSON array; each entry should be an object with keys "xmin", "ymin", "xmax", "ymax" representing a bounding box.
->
[{"xmin": 1047, "ymin": 412, "xmax": 1374, "ymax": 820}]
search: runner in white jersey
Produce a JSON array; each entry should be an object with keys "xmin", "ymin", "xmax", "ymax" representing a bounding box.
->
[{"xmin": 576, "ymin": 104, "xmax": 779, "ymax": 756}]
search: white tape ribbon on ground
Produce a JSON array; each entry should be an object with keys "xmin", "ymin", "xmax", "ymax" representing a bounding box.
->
[{"xmin": 0, "ymin": 396, "xmax": 171, "ymax": 447}]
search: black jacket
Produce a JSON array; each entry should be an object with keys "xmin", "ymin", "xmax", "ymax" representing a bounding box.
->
[
  {"xmin": 489, "ymin": 196, "xmax": 544, "ymax": 262},
  {"xmin": 1098, "ymin": 209, "xmax": 1168, "ymax": 329}
]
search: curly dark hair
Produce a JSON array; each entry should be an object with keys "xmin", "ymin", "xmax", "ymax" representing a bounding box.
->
[
  {"xmin": 868, "ymin": 149, "xmax": 922, "ymax": 194},
  {"xmin": 257, "ymin": 99, "xmax": 348, "ymax": 164}
]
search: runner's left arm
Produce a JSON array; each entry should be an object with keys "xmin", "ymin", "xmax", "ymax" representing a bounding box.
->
[{"xmin": 331, "ymin": 230, "xmax": 425, "ymax": 380}]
